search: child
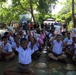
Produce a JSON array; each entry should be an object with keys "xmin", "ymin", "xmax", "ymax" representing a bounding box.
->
[
  {"xmin": 28, "ymin": 36, "xmax": 41, "ymax": 60},
  {"xmin": 72, "ymin": 37, "xmax": 76, "ymax": 64},
  {"xmin": 11, "ymin": 33, "xmax": 20, "ymax": 55},
  {"xmin": 0, "ymin": 36, "xmax": 15, "ymax": 61},
  {"xmin": 48, "ymin": 34, "xmax": 67, "ymax": 62},
  {"xmin": 4, "ymin": 32, "xmax": 14, "ymax": 44},
  {"xmin": 64, "ymin": 32, "xmax": 73, "ymax": 56},
  {"xmin": 4, "ymin": 38, "xmax": 35, "ymax": 75}
]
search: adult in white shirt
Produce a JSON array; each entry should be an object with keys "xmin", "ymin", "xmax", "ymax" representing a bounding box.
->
[{"xmin": 48, "ymin": 34, "xmax": 67, "ymax": 61}]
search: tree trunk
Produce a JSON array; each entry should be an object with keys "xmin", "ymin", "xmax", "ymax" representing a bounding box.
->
[
  {"xmin": 72, "ymin": 0, "xmax": 75, "ymax": 27},
  {"xmin": 29, "ymin": 0, "xmax": 35, "ymax": 22}
]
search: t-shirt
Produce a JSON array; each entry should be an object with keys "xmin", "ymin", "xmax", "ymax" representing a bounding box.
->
[
  {"xmin": 64, "ymin": 37, "xmax": 73, "ymax": 44},
  {"xmin": 3, "ymin": 43, "xmax": 12, "ymax": 53},
  {"xmin": 52, "ymin": 40, "xmax": 63, "ymax": 55},
  {"xmin": 16, "ymin": 46, "xmax": 34, "ymax": 64}
]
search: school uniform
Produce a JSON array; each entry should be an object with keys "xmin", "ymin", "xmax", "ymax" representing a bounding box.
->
[
  {"xmin": 16, "ymin": 46, "xmax": 34, "ymax": 65},
  {"xmin": 25, "ymin": 34, "xmax": 29, "ymax": 41},
  {"xmin": 28, "ymin": 41, "xmax": 39, "ymax": 51},
  {"xmin": 0, "ymin": 42, "xmax": 15, "ymax": 60},
  {"xmin": 8, "ymin": 36, "xmax": 14, "ymax": 44},
  {"xmin": 15, "ymin": 46, "xmax": 34, "ymax": 73},
  {"xmin": 12, "ymin": 41, "xmax": 17, "ymax": 49},
  {"xmin": 52, "ymin": 40, "xmax": 63, "ymax": 55},
  {"xmin": 64, "ymin": 37, "xmax": 73, "ymax": 50},
  {"xmin": 49, "ymin": 33, "xmax": 52, "ymax": 39},
  {"xmin": 3, "ymin": 42, "xmax": 12, "ymax": 53}
]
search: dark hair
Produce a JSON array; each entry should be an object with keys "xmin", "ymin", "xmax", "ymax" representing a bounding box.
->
[
  {"xmin": 20, "ymin": 38, "xmax": 27, "ymax": 43},
  {"xmin": 1, "ymin": 36, "xmax": 8, "ymax": 41},
  {"xmin": 4, "ymin": 32, "xmax": 9, "ymax": 36},
  {"xmin": 13, "ymin": 33, "xmax": 17, "ymax": 38},
  {"xmin": 57, "ymin": 34, "xmax": 61, "ymax": 37},
  {"xmin": 67, "ymin": 32, "xmax": 70, "ymax": 35}
]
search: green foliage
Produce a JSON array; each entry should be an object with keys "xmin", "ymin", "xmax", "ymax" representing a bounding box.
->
[
  {"xmin": 37, "ymin": 0, "xmax": 57, "ymax": 16},
  {"xmin": 67, "ymin": 21, "xmax": 74, "ymax": 31},
  {"xmin": 54, "ymin": 0, "xmax": 76, "ymax": 29},
  {"xmin": 0, "ymin": 0, "xmax": 57, "ymax": 24}
]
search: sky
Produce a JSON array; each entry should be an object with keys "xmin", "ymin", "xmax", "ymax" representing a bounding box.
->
[
  {"xmin": 8, "ymin": 0, "xmax": 12, "ymax": 5},
  {"xmin": 52, "ymin": 0, "xmax": 66, "ymax": 14}
]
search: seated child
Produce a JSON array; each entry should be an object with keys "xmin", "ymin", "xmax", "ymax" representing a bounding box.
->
[
  {"xmin": 64, "ymin": 32, "xmax": 73, "ymax": 56},
  {"xmin": 28, "ymin": 34, "xmax": 41, "ymax": 60},
  {"xmin": 11, "ymin": 33, "xmax": 20, "ymax": 54},
  {"xmin": 4, "ymin": 38, "xmax": 35, "ymax": 75},
  {"xmin": 0, "ymin": 36, "xmax": 15, "ymax": 61},
  {"xmin": 4, "ymin": 32, "xmax": 14, "ymax": 44},
  {"xmin": 72, "ymin": 37, "xmax": 76, "ymax": 64},
  {"xmin": 48, "ymin": 34, "xmax": 67, "ymax": 62}
]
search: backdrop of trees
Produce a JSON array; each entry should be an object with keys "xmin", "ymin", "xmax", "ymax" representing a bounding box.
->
[{"xmin": 0, "ymin": 0, "xmax": 57, "ymax": 24}]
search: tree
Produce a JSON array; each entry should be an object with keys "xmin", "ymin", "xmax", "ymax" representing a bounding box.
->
[
  {"xmin": 0, "ymin": 0, "xmax": 57, "ymax": 24},
  {"xmin": 72, "ymin": 0, "xmax": 75, "ymax": 27},
  {"xmin": 29, "ymin": 0, "xmax": 35, "ymax": 22}
]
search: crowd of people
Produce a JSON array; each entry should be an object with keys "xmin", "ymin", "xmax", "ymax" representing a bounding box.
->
[{"xmin": 0, "ymin": 22, "xmax": 76, "ymax": 75}]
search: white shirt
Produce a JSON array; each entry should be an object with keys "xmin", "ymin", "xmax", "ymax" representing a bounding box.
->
[
  {"xmin": 33, "ymin": 43, "xmax": 39, "ymax": 51},
  {"xmin": 8, "ymin": 36, "xmax": 14, "ymax": 44},
  {"xmin": 16, "ymin": 46, "xmax": 34, "ymax": 64},
  {"xmin": 64, "ymin": 37, "xmax": 73, "ymax": 44},
  {"xmin": 49, "ymin": 33, "xmax": 52, "ymax": 39},
  {"xmin": 12, "ymin": 41, "xmax": 17, "ymax": 49},
  {"xmin": 3, "ymin": 43, "xmax": 12, "ymax": 52},
  {"xmin": 52, "ymin": 40, "xmax": 63, "ymax": 55},
  {"xmin": 28, "ymin": 42, "xmax": 39, "ymax": 51}
]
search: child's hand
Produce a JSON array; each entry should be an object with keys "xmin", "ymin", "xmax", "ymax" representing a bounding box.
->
[{"xmin": 0, "ymin": 46, "xmax": 3, "ymax": 52}]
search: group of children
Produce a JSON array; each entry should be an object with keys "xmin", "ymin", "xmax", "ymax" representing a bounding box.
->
[{"xmin": 0, "ymin": 25, "xmax": 76, "ymax": 75}]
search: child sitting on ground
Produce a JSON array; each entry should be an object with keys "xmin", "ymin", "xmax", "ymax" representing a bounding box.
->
[
  {"xmin": 0, "ymin": 36, "xmax": 15, "ymax": 61},
  {"xmin": 4, "ymin": 38, "xmax": 35, "ymax": 75},
  {"xmin": 72, "ymin": 37, "xmax": 76, "ymax": 64},
  {"xmin": 64, "ymin": 32, "xmax": 73, "ymax": 57},
  {"xmin": 48, "ymin": 34, "xmax": 67, "ymax": 62}
]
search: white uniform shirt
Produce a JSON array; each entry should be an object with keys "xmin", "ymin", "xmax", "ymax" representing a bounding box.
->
[
  {"xmin": 33, "ymin": 43, "xmax": 39, "ymax": 51},
  {"xmin": 16, "ymin": 46, "xmax": 34, "ymax": 64},
  {"xmin": 52, "ymin": 40, "xmax": 63, "ymax": 55},
  {"xmin": 12, "ymin": 41, "xmax": 17, "ymax": 49},
  {"xmin": 28, "ymin": 42, "xmax": 39, "ymax": 51},
  {"xmin": 64, "ymin": 37, "xmax": 73, "ymax": 44},
  {"xmin": 8, "ymin": 36, "xmax": 14, "ymax": 44},
  {"xmin": 3, "ymin": 43, "xmax": 12, "ymax": 52},
  {"xmin": 49, "ymin": 33, "xmax": 52, "ymax": 39}
]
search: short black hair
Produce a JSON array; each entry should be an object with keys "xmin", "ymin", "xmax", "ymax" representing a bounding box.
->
[
  {"xmin": 13, "ymin": 33, "xmax": 17, "ymax": 38},
  {"xmin": 1, "ymin": 36, "xmax": 8, "ymax": 41},
  {"xmin": 67, "ymin": 32, "xmax": 70, "ymax": 35},
  {"xmin": 4, "ymin": 32, "xmax": 9, "ymax": 36},
  {"xmin": 20, "ymin": 38, "xmax": 27, "ymax": 43},
  {"xmin": 57, "ymin": 34, "xmax": 61, "ymax": 37}
]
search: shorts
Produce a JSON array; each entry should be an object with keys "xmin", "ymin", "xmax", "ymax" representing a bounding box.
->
[
  {"xmin": 10, "ymin": 63, "xmax": 31, "ymax": 73},
  {"xmin": 50, "ymin": 51, "xmax": 62, "ymax": 57}
]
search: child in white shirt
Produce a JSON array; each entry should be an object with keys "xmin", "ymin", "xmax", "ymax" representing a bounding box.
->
[
  {"xmin": 0, "ymin": 36, "xmax": 15, "ymax": 61},
  {"xmin": 72, "ymin": 37, "xmax": 76, "ymax": 64},
  {"xmin": 4, "ymin": 38, "xmax": 35, "ymax": 75},
  {"xmin": 64, "ymin": 32, "xmax": 73, "ymax": 56},
  {"xmin": 48, "ymin": 34, "xmax": 67, "ymax": 62}
]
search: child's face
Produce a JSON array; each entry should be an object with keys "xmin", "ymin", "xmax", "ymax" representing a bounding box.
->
[
  {"xmin": 21, "ymin": 40, "xmax": 27, "ymax": 50},
  {"xmin": 3, "ymin": 38, "xmax": 8, "ymax": 43},
  {"xmin": 57, "ymin": 36, "xmax": 61, "ymax": 41},
  {"xmin": 65, "ymin": 32, "xmax": 67, "ymax": 36},
  {"xmin": 67, "ymin": 33, "xmax": 70, "ymax": 37}
]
